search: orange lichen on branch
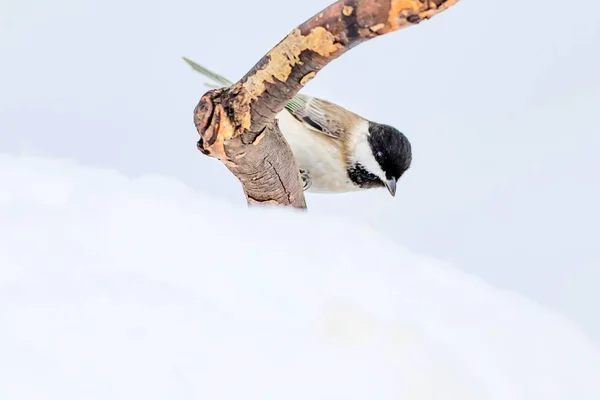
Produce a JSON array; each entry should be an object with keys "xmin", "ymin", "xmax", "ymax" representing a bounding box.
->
[
  {"xmin": 233, "ymin": 0, "xmax": 462, "ymax": 134},
  {"xmin": 385, "ymin": 0, "xmax": 461, "ymax": 32},
  {"xmin": 242, "ymin": 27, "xmax": 343, "ymax": 101},
  {"xmin": 300, "ymin": 71, "xmax": 317, "ymax": 86},
  {"xmin": 369, "ymin": 23, "xmax": 386, "ymax": 32},
  {"xmin": 194, "ymin": 102, "xmax": 236, "ymax": 160}
]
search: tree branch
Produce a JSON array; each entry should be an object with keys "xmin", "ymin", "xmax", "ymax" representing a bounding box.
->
[{"xmin": 193, "ymin": 0, "xmax": 461, "ymax": 208}]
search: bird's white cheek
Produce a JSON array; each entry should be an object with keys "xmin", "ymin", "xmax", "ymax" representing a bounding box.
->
[{"xmin": 353, "ymin": 136, "xmax": 385, "ymax": 180}]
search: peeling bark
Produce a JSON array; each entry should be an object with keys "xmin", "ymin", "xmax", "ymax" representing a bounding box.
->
[{"xmin": 194, "ymin": 0, "xmax": 461, "ymax": 208}]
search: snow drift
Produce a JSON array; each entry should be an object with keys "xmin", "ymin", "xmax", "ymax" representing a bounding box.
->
[{"xmin": 1, "ymin": 153, "xmax": 599, "ymax": 399}]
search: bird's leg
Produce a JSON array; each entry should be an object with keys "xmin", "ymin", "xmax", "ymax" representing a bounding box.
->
[{"xmin": 299, "ymin": 169, "xmax": 312, "ymax": 191}]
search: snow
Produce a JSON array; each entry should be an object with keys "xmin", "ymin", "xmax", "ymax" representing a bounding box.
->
[{"xmin": 1, "ymin": 153, "xmax": 599, "ymax": 399}]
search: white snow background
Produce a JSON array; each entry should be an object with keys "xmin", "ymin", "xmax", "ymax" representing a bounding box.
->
[{"xmin": 1, "ymin": 153, "xmax": 600, "ymax": 399}]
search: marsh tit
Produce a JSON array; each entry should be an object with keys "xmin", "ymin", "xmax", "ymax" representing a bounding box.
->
[{"xmin": 184, "ymin": 58, "xmax": 412, "ymax": 197}]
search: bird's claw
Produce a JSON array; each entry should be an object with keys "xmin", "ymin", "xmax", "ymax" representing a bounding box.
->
[{"xmin": 299, "ymin": 169, "xmax": 312, "ymax": 191}]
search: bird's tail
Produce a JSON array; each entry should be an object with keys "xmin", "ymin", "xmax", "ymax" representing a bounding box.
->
[{"xmin": 182, "ymin": 57, "xmax": 234, "ymax": 88}]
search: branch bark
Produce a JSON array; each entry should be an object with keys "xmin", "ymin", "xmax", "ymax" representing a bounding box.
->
[{"xmin": 193, "ymin": 0, "xmax": 461, "ymax": 208}]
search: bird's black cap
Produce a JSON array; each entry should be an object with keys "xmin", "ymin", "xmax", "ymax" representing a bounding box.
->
[{"xmin": 368, "ymin": 122, "xmax": 412, "ymax": 195}]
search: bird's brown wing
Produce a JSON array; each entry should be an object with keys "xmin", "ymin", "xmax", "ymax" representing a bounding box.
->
[{"xmin": 284, "ymin": 95, "xmax": 359, "ymax": 140}]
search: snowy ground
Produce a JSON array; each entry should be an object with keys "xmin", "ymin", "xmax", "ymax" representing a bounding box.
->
[{"xmin": 1, "ymin": 153, "xmax": 599, "ymax": 399}]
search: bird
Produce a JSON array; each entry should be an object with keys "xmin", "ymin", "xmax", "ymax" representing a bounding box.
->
[{"xmin": 183, "ymin": 57, "xmax": 412, "ymax": 197}]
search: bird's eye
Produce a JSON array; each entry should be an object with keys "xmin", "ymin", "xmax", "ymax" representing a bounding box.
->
[{"xmin": 376, "ymin": 151, "xmax": 383, "ymax": 159}]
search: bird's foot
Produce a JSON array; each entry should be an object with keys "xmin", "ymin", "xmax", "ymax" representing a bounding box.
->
[{"xmin": 299, "ymin": 169, "xmax": 312, "ymax": 191}]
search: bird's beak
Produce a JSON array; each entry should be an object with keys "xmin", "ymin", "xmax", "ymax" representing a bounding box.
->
[{"xmin": 385, "ymin": 177, "xmax": 397, "ymax": 197}]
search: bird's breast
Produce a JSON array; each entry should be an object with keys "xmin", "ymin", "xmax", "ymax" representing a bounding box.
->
[{"xmin": 276, "ymin": 111, "xmax": 361, "ymax": 193}]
